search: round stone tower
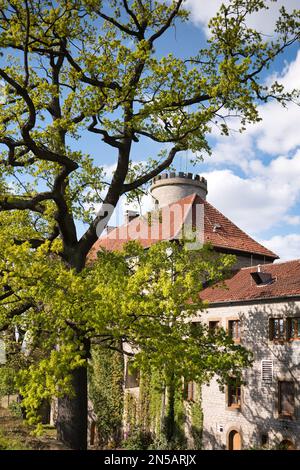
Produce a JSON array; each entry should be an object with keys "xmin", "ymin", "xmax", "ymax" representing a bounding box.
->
[{"xmin": 150, "ymin": 172, "xmax": 207, "ymax": 208}]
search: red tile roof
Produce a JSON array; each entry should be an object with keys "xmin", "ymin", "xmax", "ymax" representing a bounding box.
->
[
  {"xmin": 88, "ymin": 194, "xmax": 278, "ymax": 261},
  {"xmin": 199, "ymin": 197, "xmax": 277, "ymax": 259},
  {"xmin": 201, "ymin": 260, "xmax": 300, "ymax": 304}
]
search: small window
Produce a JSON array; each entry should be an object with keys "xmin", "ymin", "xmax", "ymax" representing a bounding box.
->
[
  {"xmin": 209, "ymin": 321, "xmax": 220, "ymax": 333},
  {"xmin": 227, "ymin": 378, "xmax": 241, "ymax": 409},
  {"xmin": 278, "ymin": 381, "xmax": 295, "ymax": 418},
  {"xmin": 184, "ymin": 380, "xmax": 195, "ymax": 402},
  {"xmin": 269, "ymin": 318, "xmax": 285, "ymax": 341},
  {"xmin": 287, "ymin": 318, "xmax": 300, "ymax": 340},
  {"xmin": 228, "ymin": 320, "xmax": 240, "ymax": 341}
]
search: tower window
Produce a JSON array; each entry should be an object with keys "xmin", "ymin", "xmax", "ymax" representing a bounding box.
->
[{"xmin": 209, "ymin": 320, "xmax": 220, "ymax": 333}]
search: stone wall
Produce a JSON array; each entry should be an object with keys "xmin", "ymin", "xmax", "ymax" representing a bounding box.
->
[{"xmin": 199, "ymin": 301, "xmax": 300, "ymax": 450}]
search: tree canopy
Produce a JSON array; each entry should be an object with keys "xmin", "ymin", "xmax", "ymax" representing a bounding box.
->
[
  {"xmin": 0, "ymin": 0, "xmax": 299, "ymax": 449},
  {"xmin": 0, "ymin": 231, "xmax": 252, "ymax": 427},
  {"xmin": 0, "ymin": 0, "xmax": 299, "ymax": 265}
]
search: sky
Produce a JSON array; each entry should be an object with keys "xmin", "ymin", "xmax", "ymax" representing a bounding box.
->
[
  {"xmin": 112, "ymin": 0, "xmax": 300, "ymax": 262},
  {"xmin": 183, "ymin": 0, "xmax": 300, "ymax": 261}
]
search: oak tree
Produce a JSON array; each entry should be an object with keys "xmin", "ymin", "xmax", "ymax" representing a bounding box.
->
[{"xmin": 0, "ymin": 0, "xmax": 299, "ymax": 449}]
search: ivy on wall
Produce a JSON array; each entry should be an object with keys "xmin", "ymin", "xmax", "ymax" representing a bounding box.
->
[
  {"xmin": 123, "ymin": 367, "xmax": 202, "ymax": 450},
  {"xmin": 89, "ymin": 350, "xmax": 203, "ymax": 450},
  {"xmin": 189, "ymin": 383, "xmax": 203, "ymax": 450},
  {"xmin": 89, "ymin": 346, "xmax": 124, "ymax": 449}
]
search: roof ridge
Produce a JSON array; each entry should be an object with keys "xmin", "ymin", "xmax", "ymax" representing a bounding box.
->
[{"xmin": 240, "ymin": 259, "xmax": 300, "ymax": 270}]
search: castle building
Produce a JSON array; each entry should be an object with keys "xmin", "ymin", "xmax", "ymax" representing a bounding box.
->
[{"xmin": 89, "ymin": 173, "xmax": 300, "ymax": 450}]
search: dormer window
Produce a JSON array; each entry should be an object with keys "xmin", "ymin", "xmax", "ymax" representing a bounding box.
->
[{"xmin": 250, "ymin": 271, "xmax": 274, "ymax": 286}]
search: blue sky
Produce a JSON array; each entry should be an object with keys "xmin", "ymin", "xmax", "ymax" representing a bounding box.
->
[{"xmin": 95, "ymin": 0, "xmax": 300, "ymax": 262}]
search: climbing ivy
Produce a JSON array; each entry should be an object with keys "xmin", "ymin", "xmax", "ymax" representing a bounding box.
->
[
  {"xmin": 89, "ymin": 346, "xmax": 124, "ymax": 449},
  {"xmin": 190, "ymin": 384, "xmax": 203, "ymax": 450},
  {"xmin": 122, "ymin": 366, "xmax": 201, "ymax": 450}
]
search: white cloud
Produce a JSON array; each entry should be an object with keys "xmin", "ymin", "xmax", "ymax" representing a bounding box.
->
[
  {"xmin": 203, "ymin": 149, "xmax": 300, "ymax": 235},
  {"xmin": 259, "ymin": 234, "xmax": 300, "ymax": 261},
  {"xmin": 185, "ymin": 0, "xmax": 300, "ymax": 36},
  {"xmin": 204, "ymin": 49, "xmax": 300, "ymax": 170}
]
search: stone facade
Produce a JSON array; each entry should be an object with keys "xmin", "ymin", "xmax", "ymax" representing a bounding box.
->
[{"xmin": 198, "ymin": 300, "xmax": 300, "ymax": 450}]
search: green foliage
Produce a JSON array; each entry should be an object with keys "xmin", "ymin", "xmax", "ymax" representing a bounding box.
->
[
  {"xmin": 123, "ymin": 365, "xmax": 203, "ymax": 450},
  {"xmin": 0, "ymin": 366, "xmax": 16, "ymax": 397},
  {"xmin": 0, "ymin": 0, "xmax": 298, "ymax": 227},
  {"xmin": 89, "ymin": 345, "xmax": 124, "ymax": 448},
  {"xmin": 0, "ymin": 430, "xmax": 28, "ymax": 450},
  {"xmin": 190, "ymin": 385, "xmax": 203, "ymax": 450},
  {"xmin": 0, "ymin": 234, "xmax": 253, "ymax": 426},
  {"xmin": 8, "ymin": 401, "xmax": 23, "ymax": 419},
  {"xmin": 122, "ymin": 427, "xmax": 153, "ymax": 450}
]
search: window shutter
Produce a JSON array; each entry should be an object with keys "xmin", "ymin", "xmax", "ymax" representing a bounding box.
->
[
  {"xmin": 269, "ymin": 319, "xmax": 274, "ymax": 341},
  {"xmin": 261, "ymin": 360, "xmax": 273, "ymax": 384}
]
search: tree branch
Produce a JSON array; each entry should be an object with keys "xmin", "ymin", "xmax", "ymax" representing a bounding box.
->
[
  {"xmin": 149, "ymin": 0, "xmax": 184, "ymax": 45},
  {"xmin": 0, "ymin": 301, "xmax": 33, "ymax": 333},
  {"xmin": 123, "ymin": 0, "xmax": 143, "ymax": 33},
  {"xmin": 0, "ymin": 192, "xmax": 53, "ymax": 214},
  {"xmin": 96, "ymin": 8, "xmax": 141, "ymax": 38},
  {"xmin": 121, "ymin": 145, "xmax": 181, "ymax": 193},
  {"xmin": 87, "ymin": 116, "xmax": 122, "ymax": 149}
]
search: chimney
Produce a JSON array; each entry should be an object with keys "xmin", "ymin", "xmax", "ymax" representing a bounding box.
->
[
  {"xmin": 150, "ymin": 172, "xmax": 207, "ymax": 209},
  {"xmin": 124, "ymin": 210, "xmax": 139, "ymax": 225},
  {"xmin": 106, "ymin": 226, "xmax": 115, "ymax": 234}
]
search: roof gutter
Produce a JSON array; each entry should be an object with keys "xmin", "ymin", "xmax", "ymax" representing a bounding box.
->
[{"xmin": 204, "ymin": 294, "xmax": 300, "ymax": 308}]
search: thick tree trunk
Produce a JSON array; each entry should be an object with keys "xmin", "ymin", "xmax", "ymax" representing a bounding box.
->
[
  {"xmin": 57, "ymin": 365, "xmax": 88, "ymax": 450},
  {"xmin": 55, "ymin": 251, "xmax": 90, "ymax": 450}
]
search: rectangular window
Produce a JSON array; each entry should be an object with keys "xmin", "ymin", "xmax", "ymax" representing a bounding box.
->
[
  {"xmin": 278, "ymin": 381, "xmax": 295, "ymax": 418},
  {"xmin": 287, "ymin": 318, "xmax": 300, "ymax": 340},
  {"xmin": 209, "ymin": 321, "xmax": 220, "ymax": 333},
  {"xmin": 227, "ymin": 378, "xmax": 241, "ymax": 408},
  {"xmin": 269, "ymin": 318, "xmax": 285, "ymax": 341},
  {"xmin": 228, "ymin": 320, "xmax": 240, "ymax": 341}
]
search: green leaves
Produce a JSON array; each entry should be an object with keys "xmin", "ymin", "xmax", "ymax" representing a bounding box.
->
[{"xmin": 0, "ymin": 231, "xmax": 252, "ymax": 424}]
